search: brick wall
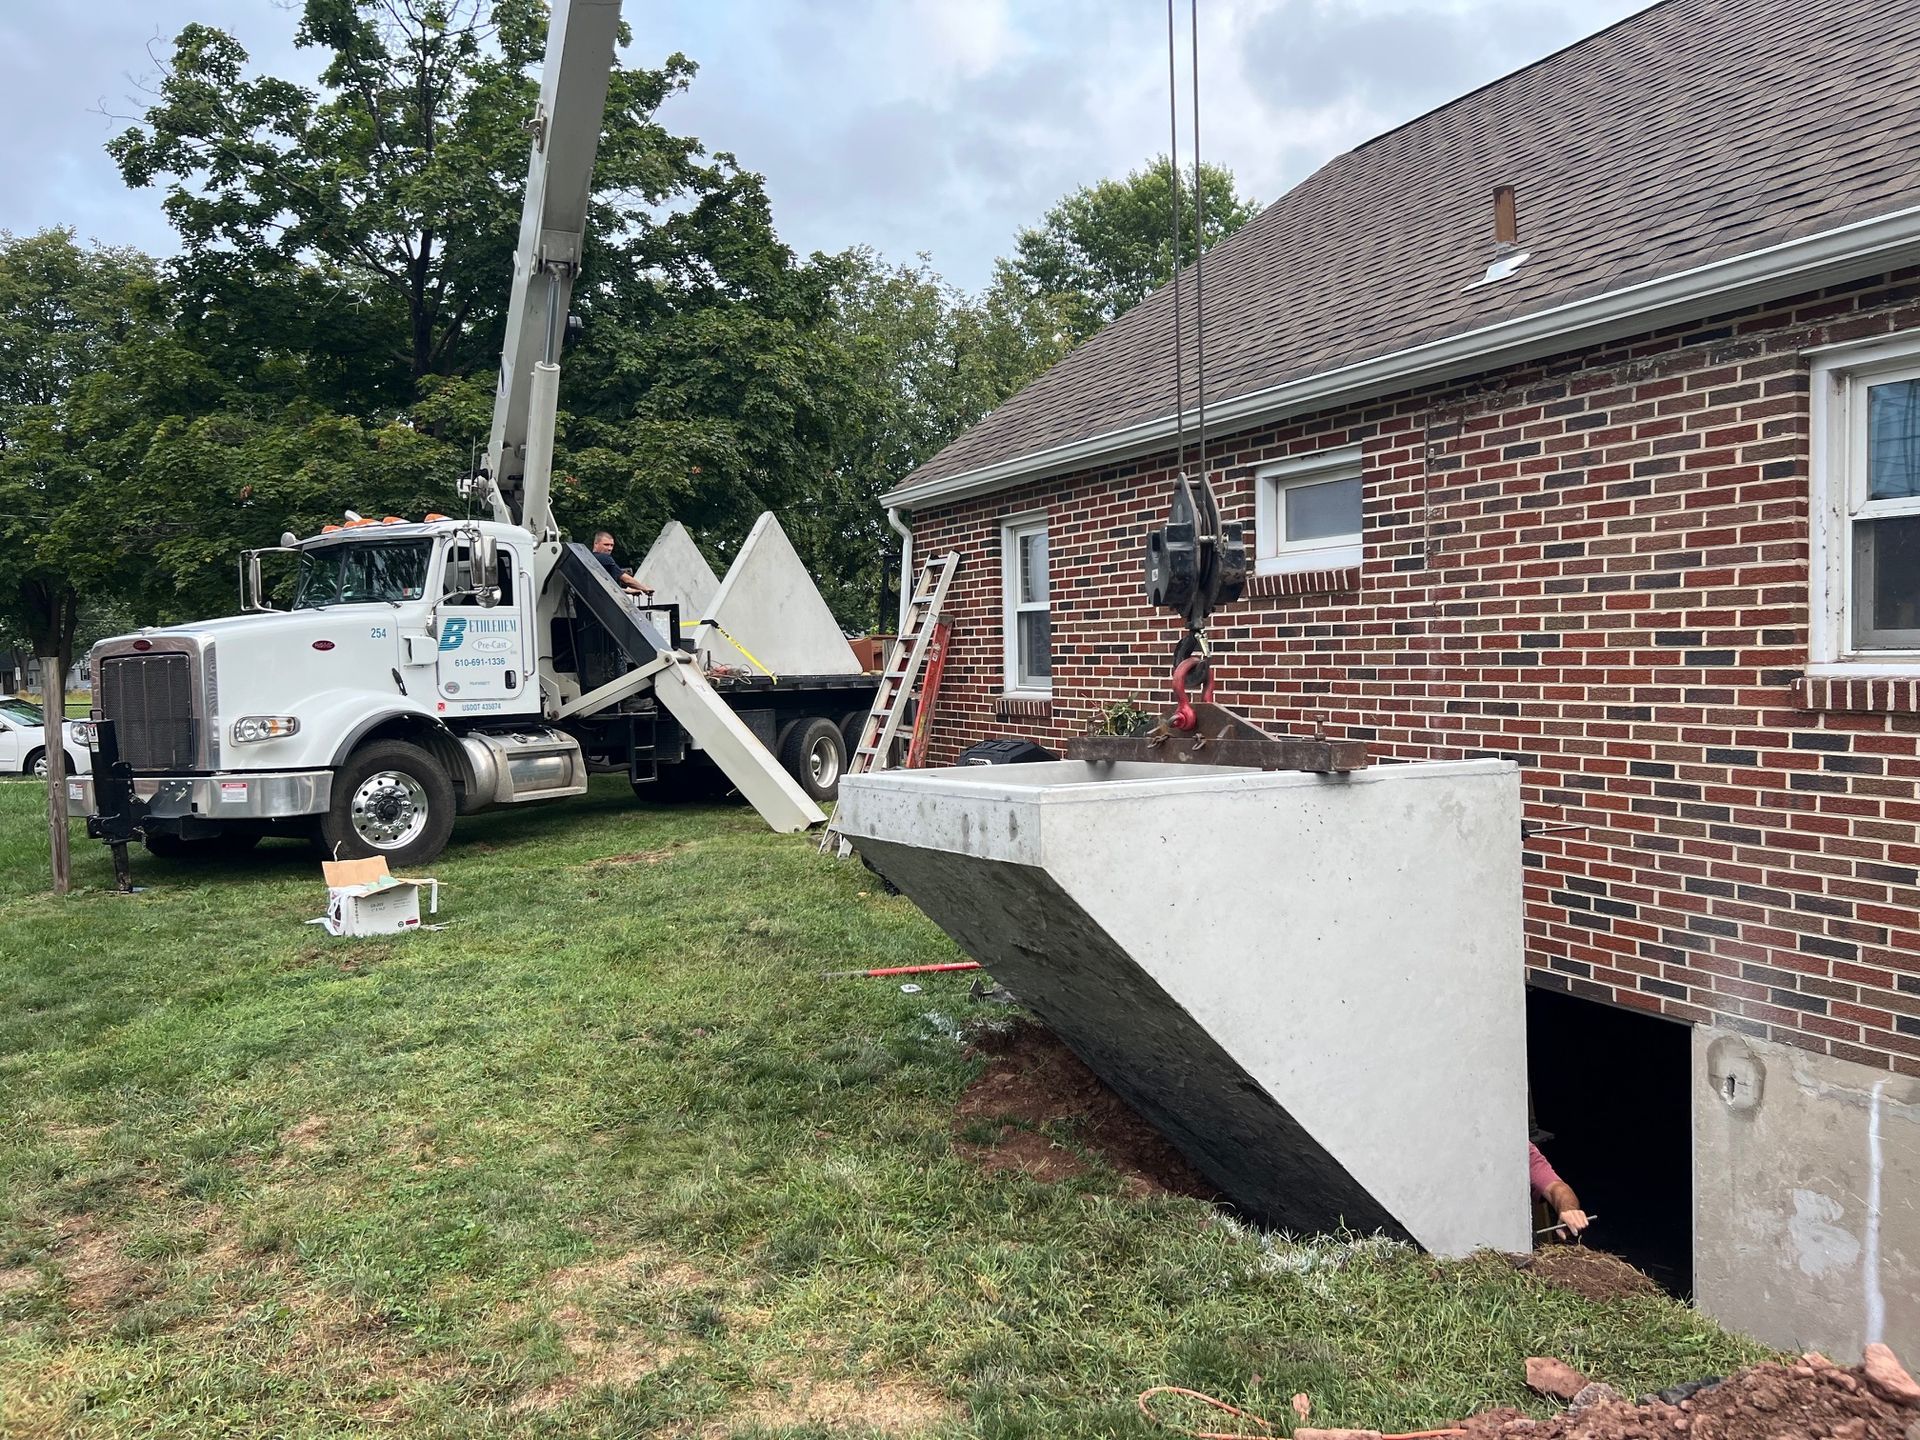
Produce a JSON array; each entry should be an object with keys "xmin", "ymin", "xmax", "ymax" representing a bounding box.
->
[{"xmin": 908, "ymin": 270, "xmax": 1920, "ymax": 1077}]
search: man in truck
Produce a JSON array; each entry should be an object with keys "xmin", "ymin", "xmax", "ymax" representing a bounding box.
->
[{"xmin": 590, "ymin": 530, "xmax": 653, "ymax": 598}]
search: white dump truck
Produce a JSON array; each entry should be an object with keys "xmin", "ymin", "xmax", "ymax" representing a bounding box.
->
[{"xmin": 68, "ymin": 0, "xmax": 875, "ymax": 867}]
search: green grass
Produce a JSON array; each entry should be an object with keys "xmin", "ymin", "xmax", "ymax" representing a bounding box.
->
[{"xmin": 0, "ymin": 780, "xmax": 1768, "ymax": 1438}]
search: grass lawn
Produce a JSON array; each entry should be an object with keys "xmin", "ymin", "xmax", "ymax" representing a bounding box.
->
[{"xmin": 0, "ymin": 778, "xmax": 1768, "ymax": 1438}]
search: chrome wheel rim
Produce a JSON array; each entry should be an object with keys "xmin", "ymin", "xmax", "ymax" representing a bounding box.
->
[
  {"xmin": 807, "ymin": 734, "xmax": 841, "ymax": 790},
  {"xmin": 350, "ymin": 770, "xmax": 429, "ymax": 849},
  {"xmin": 31, "ymin": 754, "xmax": 48, "ymax": 779}
]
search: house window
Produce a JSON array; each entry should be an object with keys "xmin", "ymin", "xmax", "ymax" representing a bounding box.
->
[
  {"xmin": 1812, "ymin": 338, "xmax": 1920, "ymax": 664},
  {"xmin": 1002, "ymin": 515, "xmax": 1051, "ymax": 694},
  {"xmin": 1253, "ymin": 443, "xmax": 1363, "ymax": 575}
]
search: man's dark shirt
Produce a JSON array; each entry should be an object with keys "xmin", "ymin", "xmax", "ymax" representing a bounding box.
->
[{"xmin": 594, "ymin": 550, "xmax": 626, "ymax": 584}]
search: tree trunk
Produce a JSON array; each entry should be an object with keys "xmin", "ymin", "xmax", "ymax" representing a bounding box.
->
[{"xmin": 39, "ymin": 653, "xmax": 70, "ymax": 894}]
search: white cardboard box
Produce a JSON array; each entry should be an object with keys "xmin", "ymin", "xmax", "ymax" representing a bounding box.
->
[{"xmin": 314, "ymin": 857, "xmax": 440, "ymax": 936}]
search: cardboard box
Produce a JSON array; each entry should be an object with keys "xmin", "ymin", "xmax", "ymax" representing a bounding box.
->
[{"xmin": 315, "ymin": 856, "xmax": 441, "ymax": 936}]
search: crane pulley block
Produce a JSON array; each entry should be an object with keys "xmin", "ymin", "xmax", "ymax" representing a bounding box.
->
[{"xmin": 1142, "ymin": 475, "xmax": 1246, "ymax": 629}]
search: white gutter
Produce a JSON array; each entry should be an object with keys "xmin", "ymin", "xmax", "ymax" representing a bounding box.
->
[
  {"xmin": 882, "ymin": 203, "xmax": 1920, "ymax": 511},
  {"xmin": 886, "ymin": 506, "xmax": 913, "ymax": 635}
]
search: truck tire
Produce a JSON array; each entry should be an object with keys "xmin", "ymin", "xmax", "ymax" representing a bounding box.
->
[
  {"xmin": 319, "ymin": 740, "xmax": 455, "ymax": 866},
  {"xmin": 144, "ymin": 831, "xmax": 263, "ymax": 860},
  {"xmin": 838, "ymin": 710, "xmax": 867, "ymax": 756},
  {"xmin": 779, "ymin": 717, "xmax": 846, "ymax": 803}
]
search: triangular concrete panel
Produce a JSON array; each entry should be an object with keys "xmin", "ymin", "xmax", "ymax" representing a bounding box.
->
[
  {"xmin": 835, "ymin": 757, "xmax": 1531, "ymax": 1258},
  {"xmin": 696, "ymin": 512, "xmax": 860, "ymax": 677},
  {"xmin": 633, "ymin": 520, "xmax": 721, "ymax": 632}
]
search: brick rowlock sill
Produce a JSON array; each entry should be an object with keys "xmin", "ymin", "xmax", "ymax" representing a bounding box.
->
[
  {"xmin": 1795, "ymin": 672, "xmax": 1920, "ymax": 715},
  {"xmin": 996, "ymin": 694, "xmax": 1053, "ymax": 721}
]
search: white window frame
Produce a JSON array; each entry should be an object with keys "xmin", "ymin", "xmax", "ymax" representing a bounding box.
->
[
  {"xmin": 1001, "ymin": 512, "xmax": 1051, "ymax": 696},
  {"xmin": 1810, "ymin": 333, "xmax": 1920, "ymax": 673},
  {"xmin": 1253, "ymin": 443, "xmax": 1364, "ymax": 576}
]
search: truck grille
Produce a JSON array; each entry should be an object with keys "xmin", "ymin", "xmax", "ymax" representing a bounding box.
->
[{"xmin": 99, "ymin": 653, "xmax": 197, "ymax": 770}]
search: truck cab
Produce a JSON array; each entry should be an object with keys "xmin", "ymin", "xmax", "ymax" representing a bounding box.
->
[{"xmin": 72, "ymin": 518, "xmax": 571, "ymax": 863}]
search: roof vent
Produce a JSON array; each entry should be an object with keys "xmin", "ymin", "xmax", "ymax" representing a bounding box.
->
[{"xmin": 1467, "ymin": 184, "xmax": 1529, "ymax": 289}]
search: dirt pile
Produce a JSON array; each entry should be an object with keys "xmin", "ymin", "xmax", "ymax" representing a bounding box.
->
[
  {"xmin": 952, "ymin": 1022, "xmax": 1214, "ymax": 1200},
  {"xmin": 1453, "ymin": 1347, "xmax": 1920, "ymax": 1440},
  {"xmin": 1510, "ymin": 1248, "xmax": 1661, "ymax": 1304}
]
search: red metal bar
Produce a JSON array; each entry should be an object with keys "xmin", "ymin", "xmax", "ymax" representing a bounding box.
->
[{"xmin": 822, "ymin": 960, "xmax": 982, "ymax": 979}]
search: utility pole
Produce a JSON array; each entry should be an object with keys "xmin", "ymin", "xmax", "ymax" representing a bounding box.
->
[{"xmin": 39, "ymin": 654, "xmax": 70, "ymax": 894}]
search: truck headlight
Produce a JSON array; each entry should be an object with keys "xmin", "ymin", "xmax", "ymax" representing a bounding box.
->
[{"xmin": 231, "ymin": 715, "xmax": 301, "ymax": 743}]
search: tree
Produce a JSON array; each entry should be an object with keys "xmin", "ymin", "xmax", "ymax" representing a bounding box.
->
[
  {"xmin": 0, "ymin": 230, "xmax": 183, "ymax": 890},
  {"xmin": 107, "ymin": 1, "xmax": 866, "ymax": 611},
  {"xmin": 997, "ymin": 157, "xmax": 1258, "ymax": 346},
  {"xmin": 790, "ymin": 250, "xmax": 1069, "ymax": 629}
]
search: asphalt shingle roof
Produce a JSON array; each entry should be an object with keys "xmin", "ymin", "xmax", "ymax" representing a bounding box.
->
[{"xmin": 904, "ymin": 0, "xmax": 1920, "ymax": 491}]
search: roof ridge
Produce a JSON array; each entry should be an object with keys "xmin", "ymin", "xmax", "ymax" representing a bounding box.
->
[{"xmin": 1346, "ymin": 0, "xmax": 1673, "ymax": 159}]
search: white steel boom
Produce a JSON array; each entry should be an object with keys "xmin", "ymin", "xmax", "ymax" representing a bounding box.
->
[{"xmin": 482, "ymin": 0, "xmax": 623, "ymax": 542}]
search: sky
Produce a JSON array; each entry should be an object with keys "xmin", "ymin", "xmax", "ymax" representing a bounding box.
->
[{"xmin": 0, "ymin": 0, "xmax": 1649, "ymax": 294}]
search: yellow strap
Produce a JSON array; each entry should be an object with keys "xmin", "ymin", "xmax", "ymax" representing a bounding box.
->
[{"xmin": 700, "ymin": 617, "xmax": 779, "ymax": 684}]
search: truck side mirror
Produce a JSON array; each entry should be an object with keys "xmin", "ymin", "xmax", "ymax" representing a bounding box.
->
[
  {"xmin": 474, "ymin": 533, "xmax": 501, "ymax": 607},
  {"xmin": 247, "ymin": 553, "xmax": 265, "ymax": 609}
]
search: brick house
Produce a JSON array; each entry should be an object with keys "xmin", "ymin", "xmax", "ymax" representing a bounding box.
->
[{"xmin": 883, "ymin": 0, "xmax": 1920, "ymax": 1358}]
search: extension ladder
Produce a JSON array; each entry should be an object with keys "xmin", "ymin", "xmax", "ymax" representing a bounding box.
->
[{"xmin": 820, "ymin": 551, "xmax": 959, "ymax": 854}]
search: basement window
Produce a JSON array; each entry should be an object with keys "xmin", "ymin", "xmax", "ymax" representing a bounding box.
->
[
  {"xmin": 1254, "ymin": 444, "xmax": 1363, "ymax": 576},
  {"xmin": 1001, "ymin": 514, "xmax": 1051, "ymax": 695},
  {"xmin": 1811, "ymin": 335, "xmax": 1920, "ymax": 667}
]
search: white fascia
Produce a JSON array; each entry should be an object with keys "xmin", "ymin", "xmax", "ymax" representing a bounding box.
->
[{"xmin": 882, "ymin": 203, "xmax": 1920, "ymax": 512}]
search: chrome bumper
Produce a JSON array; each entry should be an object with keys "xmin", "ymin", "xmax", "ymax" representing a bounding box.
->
[{"xmin": 67, "ymin": 771, "xmax": 333, "ymax": 820}]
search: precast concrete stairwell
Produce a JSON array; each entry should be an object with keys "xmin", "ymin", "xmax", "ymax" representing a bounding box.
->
[{"xmin": 834, "ymin": 757, "xmax": 1531, "ymax": 1257}]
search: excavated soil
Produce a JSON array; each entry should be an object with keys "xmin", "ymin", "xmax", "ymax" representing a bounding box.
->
[
  {"xmin": 1456, "ymin": 1357, "xmax": 1920, "ymax": 1440},
  {"xmin": 952, "ymin": 1022, "xmax": 1215, "ymax": 1200},
  {"xmin": 1510, "ymin": 1247, "xmax": 1662, "ymax": 1304}
]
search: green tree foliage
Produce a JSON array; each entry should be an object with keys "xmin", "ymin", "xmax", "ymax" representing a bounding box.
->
[
  {"xmin": 791, "ymin": 250, "xmax": 1069, "ymax": 627},
  {"xmin": 0, "ymin": 231, "xmax": 203, "ymax": 680},
  {"xmin": 107, "ymin": 0, "xmax": 848, "ymax": 615},
  {"xmin": 997, "ymin": 157, "xmax": 1258, "ymax": 346}
]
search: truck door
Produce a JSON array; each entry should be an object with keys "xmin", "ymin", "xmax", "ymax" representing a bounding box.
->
[{"xmin": 436, "ymin": 542, "xmax": 534, "ymax": 710}]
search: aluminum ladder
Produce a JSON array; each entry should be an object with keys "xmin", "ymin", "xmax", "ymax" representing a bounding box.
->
[{"xmin": 820, "ymin": 551, "xmax": 959, "ymax": 854}]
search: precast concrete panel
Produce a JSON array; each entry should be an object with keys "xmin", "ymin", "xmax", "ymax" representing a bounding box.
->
[
  {"xmin": 835, "ymin": 757, "xmax": 1532, "ymax": 1256},
  {"xmin": 634, "ymin": 521, "xmax": 721, "ymax": 626},
  {"xmin": 697, "ymin": 512, "xmax": 862, "ymax": 676}
]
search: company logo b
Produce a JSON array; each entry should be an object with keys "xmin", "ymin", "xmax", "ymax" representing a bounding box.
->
[{"xmin": 438, "ymin": 617, "xmax": 467, "ymax": 651}]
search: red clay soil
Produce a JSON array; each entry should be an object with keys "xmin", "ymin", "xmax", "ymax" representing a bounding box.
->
[
  {"xmin": 1455, "ymin": 1354, "xmax": 1920, "ymax": 1440},
  {"xmin": 952, "ymin": 1022, "xmax": 1215, "ymax": 1201}
]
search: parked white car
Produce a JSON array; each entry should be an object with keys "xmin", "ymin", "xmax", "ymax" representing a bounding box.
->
[{"xmin": 0, "ymin": 696, "xmax": 92, "ymax": 778}]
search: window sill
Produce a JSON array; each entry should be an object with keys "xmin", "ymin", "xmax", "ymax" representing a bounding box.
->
[
  {"xmin": 1245, "ymin": 564, "xmax": 1361, "ymax": 599},
  {"xmin": 1795, "ymin": 669, "xmax": 1920, "ymax": 714},
  {"xmin": 996, "ymin": 693, "xmax": 1053, "ymax": 720}
]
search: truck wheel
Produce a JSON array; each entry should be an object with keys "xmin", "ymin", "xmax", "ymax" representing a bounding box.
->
[
  {"xmin": 779, "ymin": 717, "xmax": 846, "ymax": 803},
  {"xmin": 838, "ymin": 710, "xmax": 867, "ymax": 756},
  {"xmin": 144, "ymin": 831, "xmax": 263, "ymax": 860},
  {"xmin": 320, "ymin": 740, "xmax": 455, "ymax": 866}
]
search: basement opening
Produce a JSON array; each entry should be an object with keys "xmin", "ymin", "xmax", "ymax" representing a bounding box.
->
[{"xmin": 1525, "ymin": 985, "xmax": 1694, "ymax": 1297}]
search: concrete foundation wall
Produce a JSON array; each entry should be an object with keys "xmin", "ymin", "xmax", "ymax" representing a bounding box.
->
[
  {"xmin": 1695, "ymin": 1028, "xmax": 1920, "ymax": 1360},
  {"xmin": 839, "ymin": 756, "xmax": 1531, "ymax": 1257}
]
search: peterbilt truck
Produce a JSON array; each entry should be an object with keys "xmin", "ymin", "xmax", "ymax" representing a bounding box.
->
[{"xmin": 68, "ymin": 0, "xmax": 873, "ymax": 867}]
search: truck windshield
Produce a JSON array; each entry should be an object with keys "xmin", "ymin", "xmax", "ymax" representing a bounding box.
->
[{"xmin": 293, "ymin": 540, "xmax": 433, "ymax": 608}]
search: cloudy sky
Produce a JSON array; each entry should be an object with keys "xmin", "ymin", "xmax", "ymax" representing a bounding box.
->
[{"xmin": 2, "ymin": 0, "xmax": 1648, "ymax": 293}]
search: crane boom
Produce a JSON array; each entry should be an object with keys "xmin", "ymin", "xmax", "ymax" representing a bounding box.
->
[{"xmin": 480, "ymin": 0, "xmax": 624, "ymax": 542}]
